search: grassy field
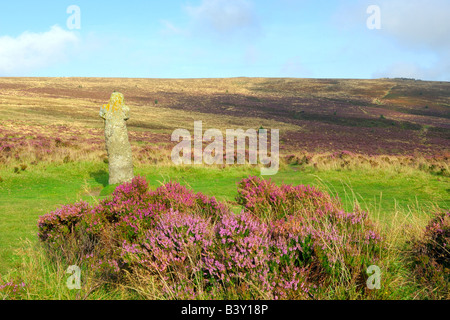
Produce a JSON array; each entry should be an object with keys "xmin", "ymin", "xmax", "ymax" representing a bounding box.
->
[
  {"xmin": 0, "ymin": 77, "xmax": 448, "ymax": 299},
  {"xmin": 1, "ymin": 161, "xmax": 448, "ymax": 273}
]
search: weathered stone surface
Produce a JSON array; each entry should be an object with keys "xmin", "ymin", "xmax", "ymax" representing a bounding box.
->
[{"xmin": 100, "ymin": 92, "xmax": 134, "ymax": 185}]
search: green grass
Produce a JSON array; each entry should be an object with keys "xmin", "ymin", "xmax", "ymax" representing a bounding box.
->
[{"xmin": 0, "ymin": 162, "xmax": 448, "ymax": 276}]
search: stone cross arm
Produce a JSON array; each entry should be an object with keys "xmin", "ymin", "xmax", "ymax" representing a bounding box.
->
[{"xmin": 100, "ymin": 92, "xmax": 130, "ymax": 121}]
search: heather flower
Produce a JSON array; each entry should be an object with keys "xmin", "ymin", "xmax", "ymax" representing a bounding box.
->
[
  {"xmin": 0, "ymin": 281, "xmax": 27, "ymax": 300},
  {"xmin": 137, "ymin": 209, "xmax": 214, "ymax": 272},
  {"xmin": 36, "ymin": 175, "xmax": 385, "ymax": 299},
  {"xmin": 150, "ymin": 180, "xmax": 230, "ymax": 219},
  {"xmin": 236, "ymin": 176, "xmax": 342, "ymax": 221},
  {"xmin": 410, "ymin": 211, "xmax": 449, "ymax": 298},
  {"xmin": 202, "ymin": 211, "xmax": 274, "ymax": 296},
  {"xmin": 121, "ymin": 208, "xmax": 214, "ymax": 298},
  {"xmin": 112, "ymin": 175, "xmax": 151, "ymax": 200},
  {"xmin": 37, "ymin": 201, "xmax": 92, "ymax": 243}
]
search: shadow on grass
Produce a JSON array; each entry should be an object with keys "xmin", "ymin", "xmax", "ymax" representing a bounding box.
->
[
  {"xmin": 90, "ymin": 169, "xmax": 109, "ymax": 187},
  {"xmin": 89, "ymin": 169, "xmax": 122, "ymax": 197}
]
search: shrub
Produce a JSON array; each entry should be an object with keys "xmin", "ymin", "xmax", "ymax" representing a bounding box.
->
[
  {"xmin": 410, "ymin": 211, "xmax": 449, "ymax": 299},
  {"xmin": 236, "ymin": 176, "xmax": 342, "ymax": 221},
  {"xmin": 37, "ymin": 201, "xmax": 93, "ymax": 263},
  {"xmin": 38, "ymin": 176, "xmax": 230, "ymax": 284},
  {"xmin": 122, "ymin": 209, "xmax": 214, "ymax": 299},
  {"xmin": 38, "ymin": 202, "xmax": 91, "ymax": 243},
  {"xmin": 79, "ymin": 177, "xmax": 166, "ymax": 281},
  {"xmin": 235, "ymin": 176, "xmax": 287, "ymax": 221},
  {"xmin": 269, "ymin": 216, "xmax": 319, "ymax": 299},
  {"xmin": 203, "ymin": 211, "xmax": 273, "ymax": 298},
  {"xmin": 151, "ymin": 181, "xmax": 228, "ymax": 220},
  {"xmin": 236, "ymin": 176, "xmax": 383, "ymax": 295},
  {"xmin": 37, "ymin": 176, "xmax": 384, "ymax": 299}
]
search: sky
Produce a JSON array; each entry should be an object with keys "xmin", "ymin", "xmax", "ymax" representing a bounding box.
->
[{"xmin": 0, "ymin": 0, "xmax": 449, "ymax": 80}]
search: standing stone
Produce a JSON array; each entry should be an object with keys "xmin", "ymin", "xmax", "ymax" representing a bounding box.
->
[{"xmin": 100, "ymin": 92, "xmax": 134, "ymax": 185}]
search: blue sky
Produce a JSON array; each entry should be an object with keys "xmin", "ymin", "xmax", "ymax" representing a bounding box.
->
[{"xmin": 0, "ymin": 0, "xmax": 449, "ymax": 80}]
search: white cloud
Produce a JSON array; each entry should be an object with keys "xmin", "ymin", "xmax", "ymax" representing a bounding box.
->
[
  {"xmin": 0, "ymin": 25, "xmax": 80, "ymax": 76},
  {"xmin": 334, "ymin": 0, "xmax": 450, "ymax": 48},
  {"xmin": 334, "ymin": 0, "xmax": 450, "ymax": 80},
  {"xmin": 379, "ymin": 0, "xmax": 450, "ymax": 50},
  {"xmin": 185, "ymin": 0, "xmax": 260, "ymax": 38},
  {"xmin": 377, "ymin": 0, "xmax": 450, "ymax": 80}
]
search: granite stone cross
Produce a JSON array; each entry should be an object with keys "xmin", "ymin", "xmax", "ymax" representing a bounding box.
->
[{"xmin": 100, "ymin": 92, "xmax": 134, "ymax": 185}]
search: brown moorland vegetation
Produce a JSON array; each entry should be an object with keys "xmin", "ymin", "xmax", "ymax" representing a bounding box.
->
[{"xmin": 0, "ymin": 77, "xmax": 448, "ymax": 171}]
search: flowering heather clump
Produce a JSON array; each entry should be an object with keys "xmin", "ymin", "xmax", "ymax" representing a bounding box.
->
[
  {"xmin": 236, "ymin": 176, "xmax": 287, "ymax": 221},
  {"xmin": 151, "ymin": 181, "xmax": 229, "ymax": 220},
  {"xmin": 270, "ymin": 216, "xmax": 317, "ymax": 274},
  {"xmin": 87, "ymin": 176, "xmax": 163, "ymax": 239},
  {"xmin": 236, "ymin": 176, "xmax": 382, "ymax": 291},
  {"xmin": 203, "ymin": 211, "xmax": 316, "ymax": 299},
  {"xmin": 112, "ymin": 175, "xmax": 152, "ymax": 203},
  {"xmin": 280, "ymin": 183, "xmax": 342, "ymax": 215},
  {"xmin": 151, "ymin": 181, "xmax": 196, "ymax": 210},
  {"xmin": 193, "ymin": 192, "xmax": 230, "ymax": 221},
  {"xmin": 37, "ymin": 201, "xmax": 98, "ymax": 266},
  {"xmin": 0, "ymin": 281, "xmax": 27, "ymax": 300},
  {"xmin": 37, "ymin": 175, "xmax": 383, "ymax": 299},
  {"xmin": 236, "ymin": 176, "xmax": 341, "ymax": 221},
  {"xmin": 203, "ymin": 211, "xmax": 273, "ymax": 298},
  {"xmin": 122, "ymin": 209, "xmax": 214, "ymax": 299},
  {"xmin": 410, "ymin": 211, "xmax": 449, "ymax": 298},
  {"xmin": 267, "ymin": 209, "xmax": 381, "ymax": 298},
  {"xmin": 79, "ymin": 178, "xmax": 166, "ymax": 280},
  {"xmin": 38, "ymin": 176, "xmax": 230, "ymax": 284},
  {"xmin": 38, "ymin": 201, "xmax": 92, "ymax": 248}
]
